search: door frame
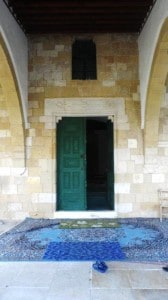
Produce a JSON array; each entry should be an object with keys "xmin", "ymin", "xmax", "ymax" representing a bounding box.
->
[{"xmin": 44, "ymin": 97, "xmax": 128, "ymax": 215}]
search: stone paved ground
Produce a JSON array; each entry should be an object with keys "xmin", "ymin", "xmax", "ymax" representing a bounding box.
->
[{"xmin": 0, "ymin": 261, "xmax": 168, "ymax": 300}]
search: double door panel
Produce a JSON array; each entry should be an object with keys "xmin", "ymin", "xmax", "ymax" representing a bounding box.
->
[{"xmin": 57, "ymin": 117, "xmax": 114, "ymax": 211}]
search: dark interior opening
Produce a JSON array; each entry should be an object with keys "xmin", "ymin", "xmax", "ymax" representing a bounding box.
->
[
  {"xmin": 86, "ymin": 117, "xmax": 111, "ymax": 210},
  {"xmin": 72, "ymin": 39, "xmax": 97, "ymax": 80}
]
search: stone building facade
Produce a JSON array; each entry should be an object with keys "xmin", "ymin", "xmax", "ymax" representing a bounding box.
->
[{"xmin": 0, "ymin": 1, "xmax": 168, "ymax": 219}]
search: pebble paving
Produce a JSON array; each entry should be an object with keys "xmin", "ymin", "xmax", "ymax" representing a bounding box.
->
[{"xmin": 0, "ymin": 218, "xmax": 167, "ymax": 262}]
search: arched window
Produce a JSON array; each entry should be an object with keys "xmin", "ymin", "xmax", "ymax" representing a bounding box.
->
[{"xmin": 72, "ymin": 39, "xmax": 97, "ymax": 80}]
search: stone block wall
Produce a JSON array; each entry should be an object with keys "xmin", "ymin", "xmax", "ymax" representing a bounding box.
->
[
  {"xmin": 0, "ymin": 33, "xmax": 167, "ymax": 219},
  {"xmin": 0, "ymin": 84, "xmax": 26, "ymax": 219},
  {"xmin": 28, "ymin": 34, "xmax": 139, "ymax": 96}
]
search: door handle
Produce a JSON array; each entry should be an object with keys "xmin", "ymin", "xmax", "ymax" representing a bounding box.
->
[{"xmin": 80, "ymin": 154, "xmax": 86, "ymax": 162}]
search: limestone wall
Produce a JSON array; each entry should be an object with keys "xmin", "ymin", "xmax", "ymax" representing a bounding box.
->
[{"xmin": 0, "ymin": 33, "xmax": 166, "ymax": 219}]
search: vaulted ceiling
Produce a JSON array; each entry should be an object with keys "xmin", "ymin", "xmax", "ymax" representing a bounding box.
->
[{"xmin": 4, "ymin": 0, "xmax": 156, "ymax": 34}]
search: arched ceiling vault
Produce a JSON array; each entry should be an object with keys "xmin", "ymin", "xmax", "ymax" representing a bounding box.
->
[
  {"xmin": 0, "ymin": 34, "xmax": 25, "ymax": 165},
  {"xmin": 144, "ymin": 18, "xmax": 168, "ymax": 148}
]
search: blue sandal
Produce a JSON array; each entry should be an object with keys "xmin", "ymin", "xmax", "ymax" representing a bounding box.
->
[{"xmin": 93, "ymin": 261, "xmax": 108, "ymax": 273}]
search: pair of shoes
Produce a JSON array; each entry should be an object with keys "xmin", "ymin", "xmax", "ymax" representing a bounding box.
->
[
  {"xmin": 162, "ymin": 266, "xmax": 168, "ymax": 272},
  {"xmin": 93, "ymin": 261, "xmax": 108, "ymax": 273}
]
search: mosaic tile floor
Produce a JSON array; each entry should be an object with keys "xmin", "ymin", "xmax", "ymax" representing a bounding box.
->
[
  {"xmin": 0, "ymin": 218, "xmax": 167, "ymax": 262},
  {"xmin": 43, "ymin": 241, "xmax": 125, "ymax": 261},
  {"xmin": 59, "ymin": 219, "xmax": 120, "ymax": 228}
]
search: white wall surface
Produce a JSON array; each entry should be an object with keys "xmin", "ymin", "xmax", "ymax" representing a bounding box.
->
[
  {"xmin": 0, "ymin": 0, "xmax": 28, "ymax": 126},
  {"xmin": 138, "ymin": 0, "xmax": 168, "ymax": 129}
]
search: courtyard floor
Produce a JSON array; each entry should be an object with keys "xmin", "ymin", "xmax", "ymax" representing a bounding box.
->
[{"xmin": 0, "ymin": 220, "xmax": 167, "ymax": 300}]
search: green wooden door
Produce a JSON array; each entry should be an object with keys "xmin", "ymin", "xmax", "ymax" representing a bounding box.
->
[
  {"xmin": 107, "ymin": 120, "xmax": 114, "ymax": 210},
  {"xmin": 57, "ymin": 117, "xmax": 86, "ymax": 210}
]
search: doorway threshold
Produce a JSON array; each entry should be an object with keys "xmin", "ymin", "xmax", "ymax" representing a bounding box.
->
[{"xmin": 53, "ymin": 211, "xmax": 117, "ymax": 219}]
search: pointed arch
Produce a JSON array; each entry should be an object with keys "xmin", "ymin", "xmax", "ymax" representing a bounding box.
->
[
  {"xmin": 0, "ymin": 34, "xmax": 25, "ymax": 166},
  {"xmin": 144, "ymin": 18, "xmax": 168, "ymax": 148}
]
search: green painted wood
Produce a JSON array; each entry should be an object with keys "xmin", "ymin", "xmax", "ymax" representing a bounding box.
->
[
  {"xmin": 57, "ymin": 117, "xmax": 86, "ymax": 210},
  {"xmin": 107, "ymin": 121, "xmax": 114, "ymax": 210}
]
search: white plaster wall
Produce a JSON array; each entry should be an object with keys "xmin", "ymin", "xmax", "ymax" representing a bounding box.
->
[
  {"xmin": 0, "ymin": 1, "xmax": 28, "ymax": 126},
  {"xmin": 138, "ymin": 0, "xmax": 168, "ymax": 129}
]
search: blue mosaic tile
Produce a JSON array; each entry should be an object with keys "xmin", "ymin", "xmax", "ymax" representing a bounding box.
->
[
  {"xmin": 42, "ymin": 241, "xmax": 126, "ymax": 261},
  {"xmin": 0, "ymin": 218, "xmax": 168, "ymax": 262}
]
